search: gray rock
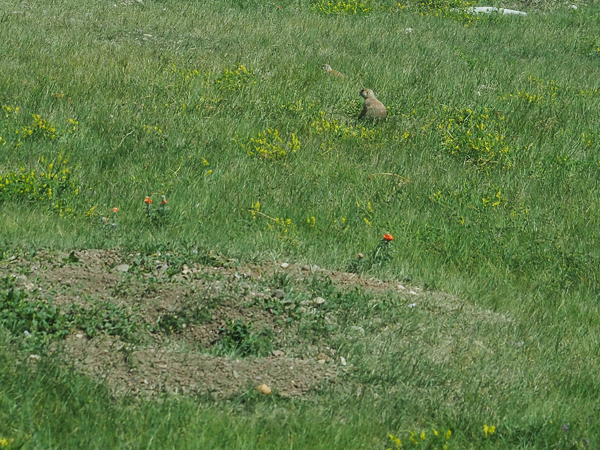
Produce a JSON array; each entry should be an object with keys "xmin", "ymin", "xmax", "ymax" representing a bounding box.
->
[{"xmin": 271, "ymin": 289, "xmax": 285, "ymax": 300}]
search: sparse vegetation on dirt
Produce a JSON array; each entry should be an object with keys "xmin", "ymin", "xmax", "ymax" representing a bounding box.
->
[{"xmin": 1, "ymin": 0, "xmax": 599, "ymax": 448}]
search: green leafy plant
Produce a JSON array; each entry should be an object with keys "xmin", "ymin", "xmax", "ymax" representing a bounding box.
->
[{"xmin": 216, "ymin": 319, "xmax": 273, "ymax": 357}]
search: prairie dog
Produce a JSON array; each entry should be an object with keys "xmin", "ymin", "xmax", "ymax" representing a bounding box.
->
[
  {"xmin": 359, "ymin": 89, "xmax": 387, "ymax": 119},
  {"xmin": 322, "ymin": 64, "xmax": 344, "ymax": 77}
]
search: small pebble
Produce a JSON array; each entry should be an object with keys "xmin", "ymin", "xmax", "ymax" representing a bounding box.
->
[
  {"xmin": 280, "ymin": 263, "xmax": 289, "ymax": 269},
  {"xmin": 258, "ymin": 384, "xmax": 271, "ymax": 395},
  {"xmin": 340, "ymin": 356, "xmax": 347, "ymax": 366},
  {"xmin": 272, "ymin": 350, "xmax": 285, "ymax": 357},
  {"xmin": 313, "ymin": 296, "xmax": 326, "ymax": 305},
  {"xmin": 408, "ymin": 303, "xmax": 417, "ymax": 308}
]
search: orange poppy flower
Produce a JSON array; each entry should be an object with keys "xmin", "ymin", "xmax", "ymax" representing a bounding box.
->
[
  {"xmin": 383, "ymin": 234, "xmax": 394, "ymax": 242},
  {"xmin": 144, "ymin": 197, "xmax": 152, "ymax": 204},
  {"xmin": 111, "ymin": 207, "xmax": 118, "ymax": 212}
]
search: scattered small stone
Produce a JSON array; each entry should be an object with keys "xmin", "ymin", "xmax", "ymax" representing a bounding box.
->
[
  {"xmin": 409, "ymin": 290, "xmax": 417, "ymax": 295},
  {"xmin": 272, "ymin": 350, "xmax": 285, "ymax": 357},
  {"xmin": 318, "ymin": 359, "xmax": 325, "ymax": 365},
  {"xmin": 29, "ymin": 354, "xmax": 40, "ymax": 361},
  {"xmin": 15, "ymin": 274, "xmax": 27, "ymax": 284},
  {"xmin": 311, "ymin": 265, "xmax": 320, "ymax": 271},
  {"xmin": 569, "ymin": 4, "xmax": 578, "ymax": 9},
  {"xmin": 258, "ymin": 384, "xmax": 271, "ymax": 395},
  {"xmin": 7, "ymin": 256, "xmax": 16, "ymax": 262},
  {"xmin": 301, "ymin": 265, "xmax": 310, "ymax": 271},
  {"xmin": 404, "ymin": 27, "xmax": 414, "ymax": 33},
  {"xmin": 23, "ymin": 330, "xmax": 31, "ymax": 337},
  {"xmin": 76, "ymin": 333, "xmax": 84, "ymax": 339},
  {"xmin": 340, "ymin": 356, "xmax": 347, "ymax": 366},
  {"xmin": 271, "ymin": 289, "xmax": 285, "ymax": 300},
  {"xmin": 408, "ymin": 303, "xmax": 417, "ymax": 308},
  {"xmin": 280, "ymin": 262, "xmax": 289, "ymax": 269},
  {"xmin": 313, "ymin": 296, "xmax": 326, "ymax": 305},
  {"xmin": 115, "ymin": 264, "xmax": 130, "ymax": 273},
  {"xmin": 299, "ymin": 299, "xmax": 313, "ymax": 306},
  {"xmin": 397, "ymin": 284, "xmax": 406, "ymax": 290},
  {"xmin": 317, "ymin": 353, "xmax": 327, "ymax": 361}
]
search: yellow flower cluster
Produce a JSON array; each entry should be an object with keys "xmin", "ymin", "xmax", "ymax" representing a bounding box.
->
[
  {"xmin": 31, "ymin": 114, "xmax": 57, "ymax": 139},
  {"xmin": 388, "ymin": 428, "xmax": 452, "ymax": 449},
  {"xmin": 216, "ymin": 64, "xmax": 256, "ymax": 91},
  {"xmin": 439, "ymin": 106, "xmax": 512, "ymax": 169},
  {"xmin": 418, "ymin": 0, "xmax": 480, "ymax": 26},
  {"xmin": 244, "ymin": 129, "xmax": 300, "ymax": 160},
  {"xmin": 503, "ymin": 76, "xmax": 558, "ymax": 105},
  {"xmin": 311, "ymin": 0, "xmax": 374, "ymax": 15},
  {"xmin": 311, "ymin": 112, "xmax": 377, "ymax": 141},
  {"xmin": 0, "ymin": 155, "xmax": 78, "ymax": 215}
]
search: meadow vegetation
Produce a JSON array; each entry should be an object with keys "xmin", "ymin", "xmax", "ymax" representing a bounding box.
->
[{"xmin": 1, "ymin": 0, "xmax": 600, "ymax": 447}]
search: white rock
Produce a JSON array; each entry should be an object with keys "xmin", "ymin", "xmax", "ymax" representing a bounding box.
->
[
  {"xmin": 408, "ymin": 303, "xmax": 417, "ymax": 308},
  {"xmin": 465, "ymin": 6, "xmax": 527, "ymax": 16},
  {"xmin": 404, "ymin": 27, "xmax": 414, "ymax": 33},
  {"xmin": 570, "ymin": 4, "xmax": 578, "ymax": 9},
  {"xmin": 313, "ymin": 296, "xmax": 326, "ymax": 305},
  {"xmin": 397, "ymin": 284, "xmax": 406, "ymax": 290},
  {"xmin": 280, "ymin": 263, "xmax": 289, "ymax": 269},
  {"xmin": 115, "ymin": 264, "xmax": 130, "ymax": 273},
  {"xmin": 340, "ymin": 356, "xmax": 347, "ymax": 366},
  {"xmin": 409, "ymin": 290, "xmax": 417, "ymax": 295},
  {"xmin": 29, "ymin": 354, "xmax": 41, "ymax": 361}
]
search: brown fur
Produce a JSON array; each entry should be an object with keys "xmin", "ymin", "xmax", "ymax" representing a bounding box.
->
[
  {"xmin": 358, "ymin": 89, "xmax": 386, "ymax": 119},
  {"xmin": 322, "ymin": 64, "xmax": 344, "ymax": 77}
]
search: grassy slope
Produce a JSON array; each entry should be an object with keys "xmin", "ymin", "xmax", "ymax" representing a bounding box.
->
[{"xmin": 1, "ymin": 0, "xmax": 600, "ymax": 447}]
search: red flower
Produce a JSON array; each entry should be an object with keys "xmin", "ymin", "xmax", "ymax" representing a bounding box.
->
[
  {"xmin": 383, "ymin": 234, "xmax": 394, "ymax": 242},
  {"xmin": 111, "ymin": 207, "xmax": 118, "ymax": 212},
  {"xmin": 144, "ymin": 197, "xmax": 152, "ymax": 204}
]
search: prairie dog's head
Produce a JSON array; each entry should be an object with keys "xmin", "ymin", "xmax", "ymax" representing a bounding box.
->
[
  {"xmin": 360, "ymin": 89, "xmax": 375, "ymax": 99},
  {"xmin": 322, "ymin": 64, "xmax": 332, "ymax": 71}
]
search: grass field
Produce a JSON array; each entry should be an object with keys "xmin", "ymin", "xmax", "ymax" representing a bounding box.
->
[{"xmin": 1, "ymin": 0, "xmax": 600, "ymax": 447}]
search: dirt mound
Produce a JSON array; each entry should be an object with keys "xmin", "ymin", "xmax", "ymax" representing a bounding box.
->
[{"xmin": 3, "ymin": 249, "xmax": 416, "ymax": 398}]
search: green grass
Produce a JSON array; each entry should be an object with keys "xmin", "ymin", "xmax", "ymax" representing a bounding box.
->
[{"xmin": 1, "ymin": 0, "xmax": 600, "ymax": 447}]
